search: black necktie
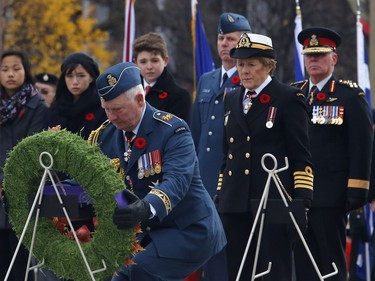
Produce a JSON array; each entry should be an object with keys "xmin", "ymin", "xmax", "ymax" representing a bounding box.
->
[
  {"xmin": 308, "ymin": 85, "xmax": 317, "ymax": 105},
  {"xmin": 222, "ymin": 73, "xmax": 228, "ymax": 86},
  {"xmin": 125, "ymin": 131, "xmax": 135, "ymax": 146}
]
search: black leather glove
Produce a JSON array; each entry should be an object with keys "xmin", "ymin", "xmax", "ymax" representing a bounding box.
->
[
  {"xmin": 346, "ymin": 197, "xmax": 367, "ymax": 212},
  {"xmin": 1, "ymin": 188, "xmax": 8, "ymax": 214},
  {"xmin": 112, "ymin": 189, "xmax": 151, "ymax": 229},
  {"xmin": 287, "ymin": 199, "xmax": 308, "ymax": 247}
]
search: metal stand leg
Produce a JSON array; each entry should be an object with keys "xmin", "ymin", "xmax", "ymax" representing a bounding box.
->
[
  {"xmin": 5, "ymin": 152, "xmax": 107, "ymax": 281},
  {"xmin": 235, "ymin": 153, "xmax": 338, "ymax": 281}
]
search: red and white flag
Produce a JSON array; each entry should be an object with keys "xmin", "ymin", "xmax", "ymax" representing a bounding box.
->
[{"xmin": 123, "ymin": 0, "xmax": 136, "ymax": 62}]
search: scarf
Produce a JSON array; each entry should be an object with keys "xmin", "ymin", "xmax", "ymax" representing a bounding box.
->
[{"xmin": 0, "ymin": 82, "xmax": 37, "ymax": 125}]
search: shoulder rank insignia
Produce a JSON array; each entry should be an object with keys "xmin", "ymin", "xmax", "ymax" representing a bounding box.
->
[
  {"xmin": 291, "ymin": 80, "xmax": 308, "ymax": 90},
  {"xmin": 153, "ymin": 111, "xmax": 178, "ymax": 127},
  {"xmin": 338, "ymin": 80, "xmax": 358, "ymax": 88}
]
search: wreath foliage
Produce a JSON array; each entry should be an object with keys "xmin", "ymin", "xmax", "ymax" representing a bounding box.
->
[{"xmin": 3, "ymin": 130, "xmax": 134, "ymax": 281}]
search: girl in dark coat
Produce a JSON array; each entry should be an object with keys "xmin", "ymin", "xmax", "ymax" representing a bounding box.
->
[
  {"xmin": 0, "ymin": 50, "xmax": 47, "ymax": 281},
  {"xmin": 46, "ymin": 52, "xmax": 106, "ymax": 139}
]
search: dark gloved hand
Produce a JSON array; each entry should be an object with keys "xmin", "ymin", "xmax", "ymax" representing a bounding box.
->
[
  {"xmin": 213, "ymin": 193, "xmax": 220, "ymax": 210},
  {"xmin": 346, "ymin": 197, "xmax": 367, "ymax": 212},
  {"xmin": 112, "ymin": 189, "xmax": 151, "ymax": 230},
  {"xmin": 287, "ymin": 199, "xmax": 308, "ymax": 247},
  {"xmin": 1, "ymin": 188, "xmax": 8, "ymax": 214}
]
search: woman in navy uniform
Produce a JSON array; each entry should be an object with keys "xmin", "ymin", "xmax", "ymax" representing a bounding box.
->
[
  {"xmin": 292, "ymin": 27, "xmax": 373, "ymax": 281},
  {"xmin": 93, "ymin": 62, "xmax": 226, "ymax": 281},
  {"xmin": 217, "ymin": 33, "xmax": 314, "ymax": 281}
]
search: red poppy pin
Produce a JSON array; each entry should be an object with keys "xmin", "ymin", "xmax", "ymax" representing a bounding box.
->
[
  {"xmin": 259, "ymin": 94, "xmax": 271, "ymax": 104},
  {"xmin": 316, "ymin": 92, "xmax": 326, "ymax": 101},
  {"xmin": 158, "ymin": 91, "xmax": 168, "ymax": 99},
  {"xmin": 231, "ymin": 75, "xmax": 240, "ymax": 84},
  {"xmin": 134, "ymin": 137, "xmax": 146, "ymax": 149},
  {"xmin": 85, "ymin": 112, "xmax": 95, "ymax": 121},
  {"xmin": 18, "ymin": 109, "xmax": 24, "ymax": 119}
]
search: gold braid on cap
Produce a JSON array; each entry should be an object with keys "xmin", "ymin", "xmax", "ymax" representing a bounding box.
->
[{"xmin": 236, "ymin": 33, "xmax": 273, "ymax": 50}]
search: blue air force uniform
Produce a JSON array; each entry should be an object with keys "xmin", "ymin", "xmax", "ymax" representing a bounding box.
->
[
  {"xmin": 94, "ymin": 62, "xmax": 226, "ymax": 281},
  {"xmin": 191, "ymin": 68, "xmax": 242, "ymax": 197}
]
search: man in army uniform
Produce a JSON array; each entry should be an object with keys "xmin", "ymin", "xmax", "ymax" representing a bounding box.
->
[
  {"xmin": 94, "ymin": 62, "xmax": 226, "ymax": 281},
  {"xmin": 293, "ymin": 27, "xmax": 373, "ymax": 281}
]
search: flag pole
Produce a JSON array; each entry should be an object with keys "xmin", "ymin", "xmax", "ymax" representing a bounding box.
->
[
  {"xmin": 356, "ymin": 1, "xmax": 372, "ymax": 280},
  {"xmin": 294, "ymin": 0, "xmax": 305, "ymax": 81}
]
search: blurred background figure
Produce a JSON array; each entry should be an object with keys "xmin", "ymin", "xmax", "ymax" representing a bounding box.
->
[
  {"xmin": 0, "ymin": 50, "xmax": 47, "ymax": 281},
  {"xmin": 35, "ymin": 72, "xmax": 58, "ymax": 107}
]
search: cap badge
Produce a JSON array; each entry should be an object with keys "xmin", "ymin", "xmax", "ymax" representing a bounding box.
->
[
  {"xmin": 106, "ymin": 74, "xmax": 117, "ymax": 86},
  {"xmin": 43, "ymin": 74, "xmax": 49, "ymax": 82},
  {"xmin": 309, "ymin": 34, "xmax": 319, "ymax": 47},
  {"xmin": 227, "ymin": 14, "xmax": 235, "ymax": 23},
  {"xmin": 237, "ymin": 33, "xmax": 251, "ymax": 48}
]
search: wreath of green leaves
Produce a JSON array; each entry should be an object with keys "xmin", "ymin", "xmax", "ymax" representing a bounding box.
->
[{"xmin": 3, "ymin": 130, "xmax": 133, "ymax": 281}]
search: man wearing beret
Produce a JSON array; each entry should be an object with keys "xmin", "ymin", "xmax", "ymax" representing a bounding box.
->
[
  {"xmin": 93, "ymin": 62, "xmax": 226, "ymax": 281},
  {"xmin": 35, "ymin": 72, "xmax": 58, "ymax": 107},
  {"xmin": 217, "ymin": 32, "xmax": 313, "ymax": 281},
  {"xmin": 292, "ymin": 27, "xmax": 373, "ymax": 281},
  {"xmin": 191, "ymin": 13, "xmax": 251, "ymax": 280}
]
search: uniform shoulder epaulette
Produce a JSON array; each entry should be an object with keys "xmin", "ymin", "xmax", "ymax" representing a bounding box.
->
[
  {"xmin": 87, "ymin": 119, "xmax": 111, "ymax": 145},
  {"xmin": 153, "ymin": 111, "xmax": 178, "ymax": 126},
  {"xmin": 290, "ymin": 80, "xmax": 308, "ymax": 87},
  {"xmin": 338, "ymin": 80, "xmax": 359, "ymax": 88},
  {"xmin": 153, "ymin": 111, "xmax": 187, "ymax": 134}
]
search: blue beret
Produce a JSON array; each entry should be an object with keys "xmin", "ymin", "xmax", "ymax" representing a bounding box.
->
[
  {"xmin": 61, "ymin": 53, "xmax": 100, "ymax": 79},
  {"xmin": 218, "ymin": 13, "xmax": 251, "ymax": 34},
  {"xmin": 96, "ymin": 62, "xmax": 141, "ymax": 101}
]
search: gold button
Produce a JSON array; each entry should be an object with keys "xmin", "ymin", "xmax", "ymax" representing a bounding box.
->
[
  {"xmin": 244, "ymin": 169, "xmax": 250, "ymax": 175},
  {"xmin": 245, "ymin": 153, "xmax": 250, "ymax": 158},
  {"xmin": 228, "ymin": 154, "xmax": 233, "ymax": 159},
  {"xmin": 247, "ymin": 136, "xmax": 250, "ymax": 141},
  {"xmin": 230, "ymin": 137, "xmax": 234, "ymax": 143},
  {"xmin": 228, "ymin": 171, "xmax": 232, "ymax": 176}
]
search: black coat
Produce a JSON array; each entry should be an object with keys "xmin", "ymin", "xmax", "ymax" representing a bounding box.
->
[
  {"xmin": 143, "ymin": 68, "xmax": 192, "ymax": 124},
  {"xmin": 46, "ymin": 86, "xmax": 106, "ymax": 140},
  {"xmin": 293, "ymin": 77, "xmax": 373, "ymax": 209},
  {"xmin": 218, "ymin": 77, "xmax": 313, "ymax": 213}
]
